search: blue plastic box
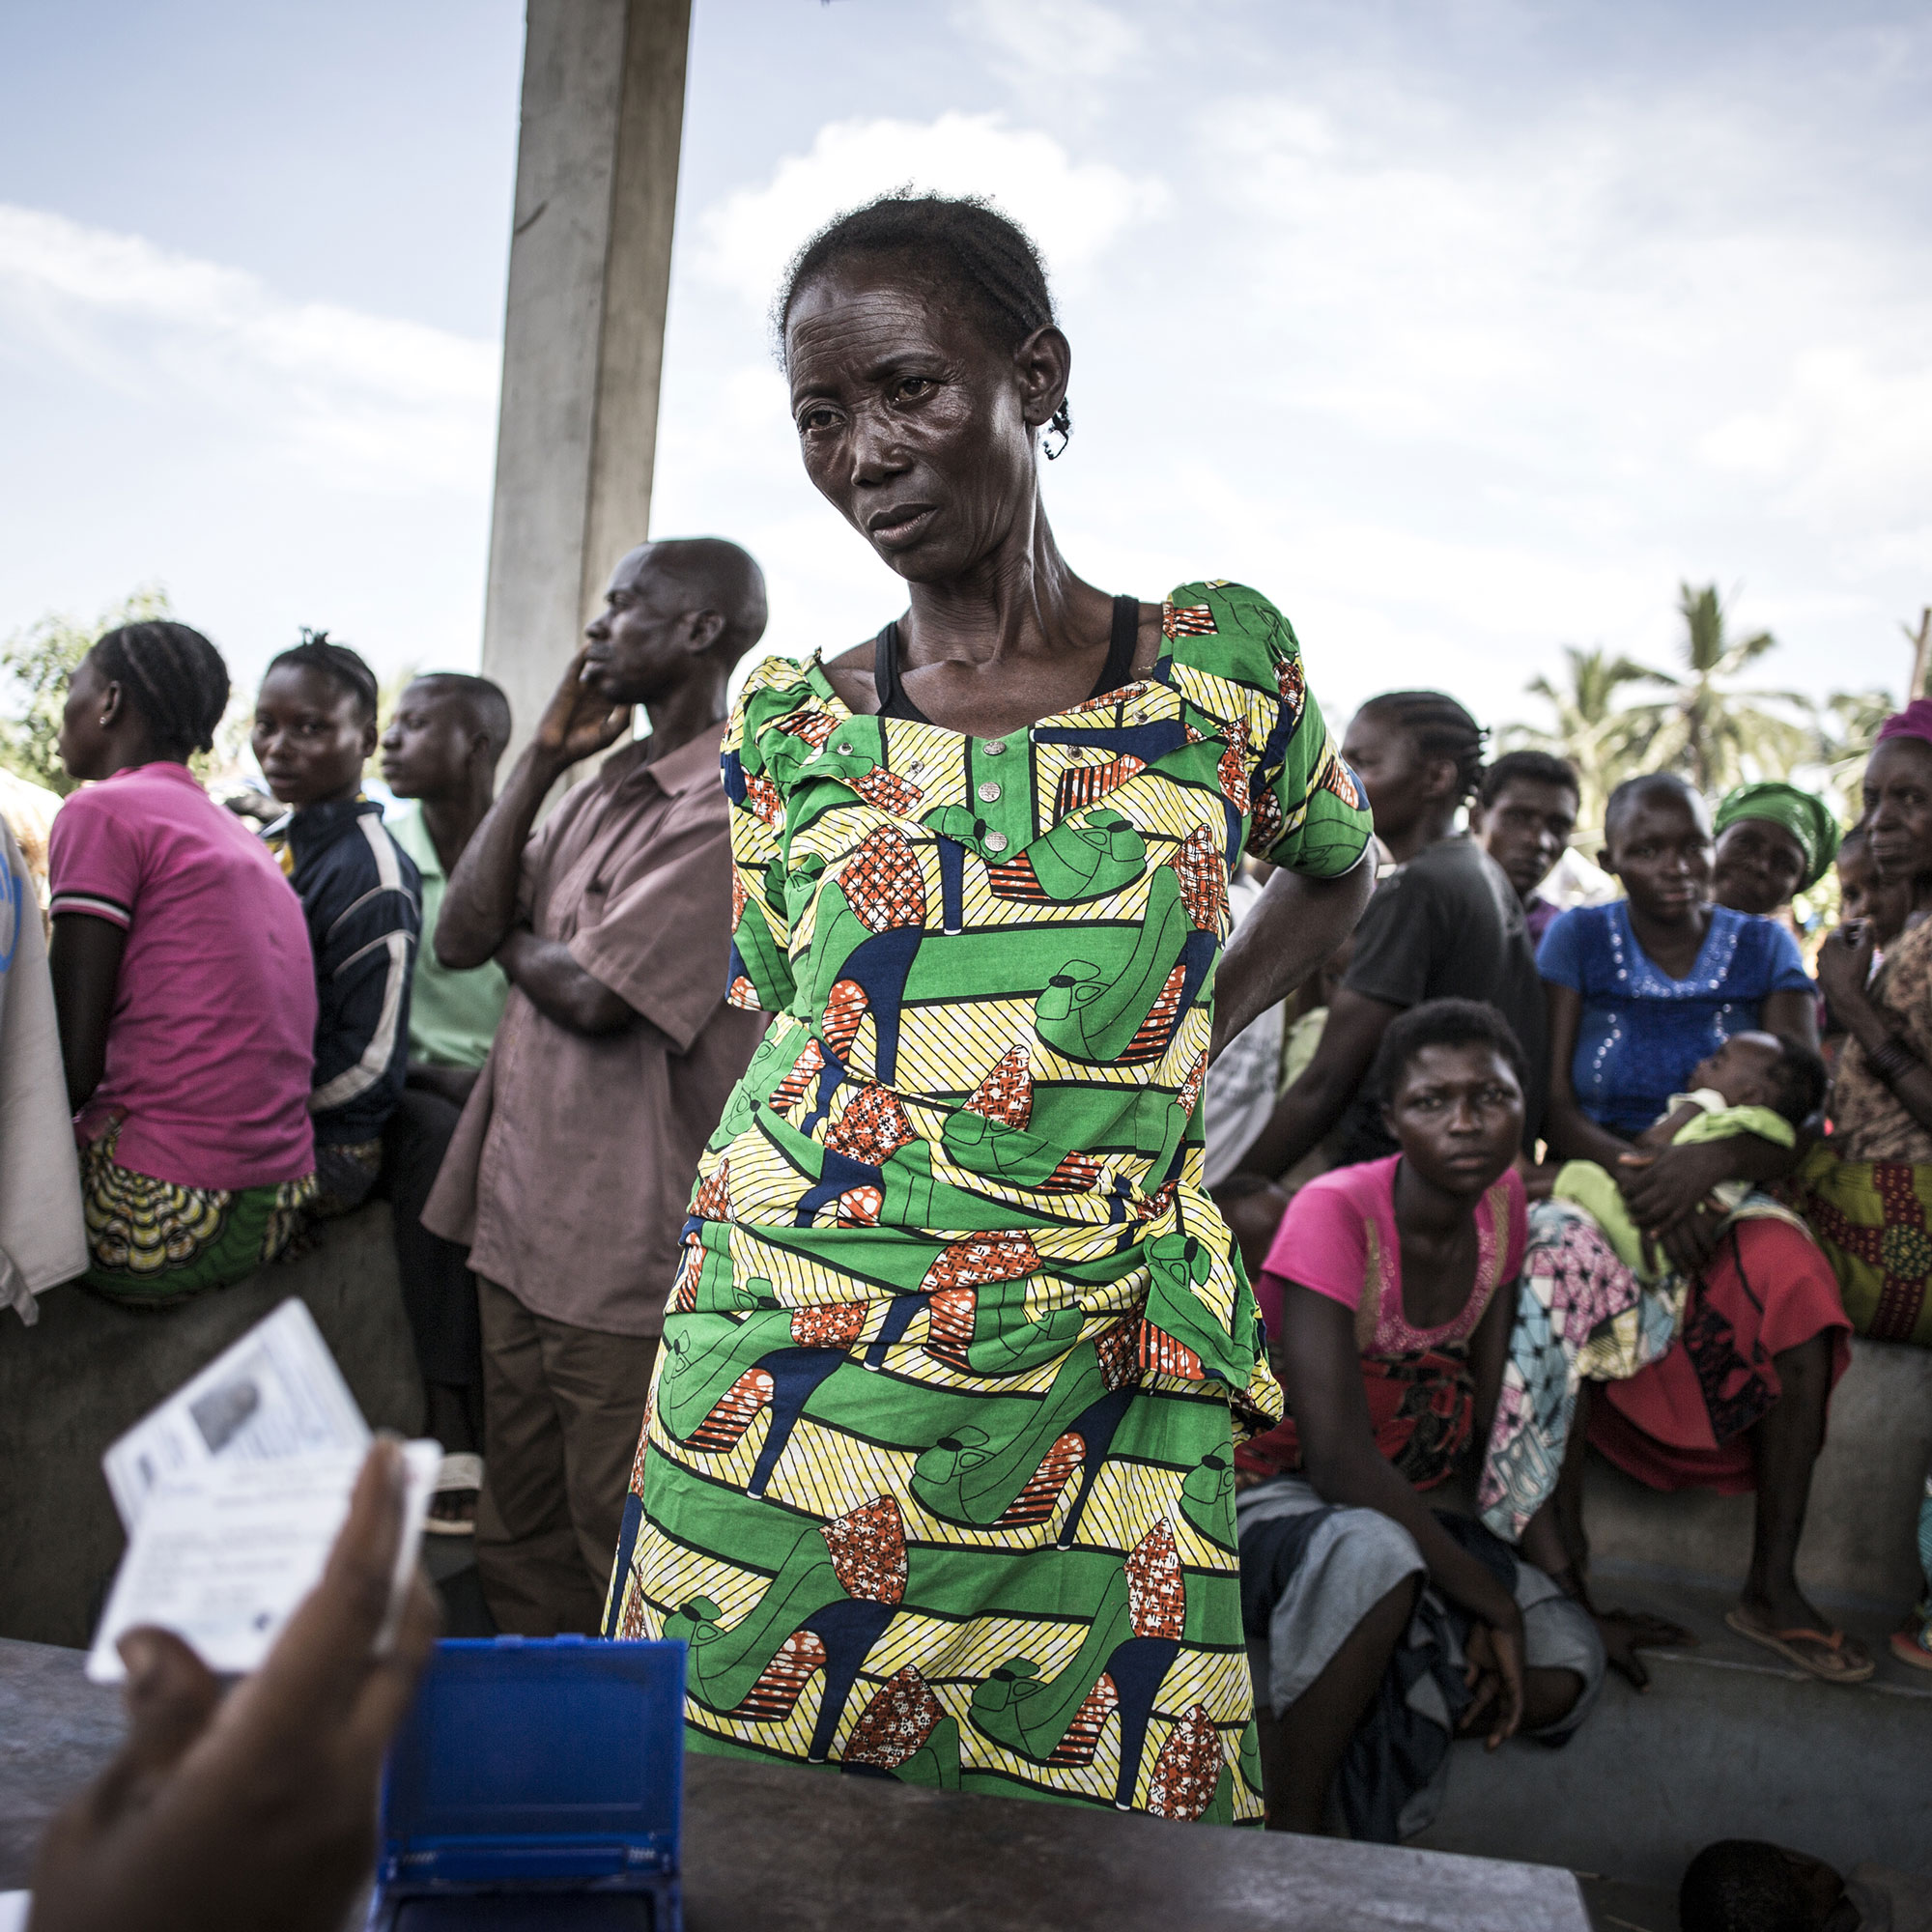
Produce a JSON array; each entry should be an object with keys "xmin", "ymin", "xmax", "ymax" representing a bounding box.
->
[{"xmin": 368, "ymin": 1635, "xmax": 686, "ymax": 1931}]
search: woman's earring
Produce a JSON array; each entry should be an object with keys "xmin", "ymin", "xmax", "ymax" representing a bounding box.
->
[{"xmin": 1041, "ymin": 399, "xmax": 1072, "ymax": 462}]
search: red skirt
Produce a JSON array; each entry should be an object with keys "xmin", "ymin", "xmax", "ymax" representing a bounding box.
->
[{"xmin": 1589, "ymin": 1218, "xmax": 1850, "ymax": 1494}]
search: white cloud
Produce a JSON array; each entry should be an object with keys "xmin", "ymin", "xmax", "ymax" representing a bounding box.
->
[
  {"xmin": 693, "ymin": 111, "xmax": 1169, "ymax": 318},
  {"xmin": 0, "ymin": 204, "xmax": 498, "ymax": 493},
  {"xmin": 952, "ymin": 0, "xmax": 1145, "ymax": 86}
]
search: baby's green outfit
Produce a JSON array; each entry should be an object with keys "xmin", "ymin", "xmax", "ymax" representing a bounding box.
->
[{"xmin": 1553, "ymin": 1089, "xmax": 1795, "ymax": 1282}]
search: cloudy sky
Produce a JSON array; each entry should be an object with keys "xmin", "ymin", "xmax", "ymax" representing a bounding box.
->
[{"xmin": 2, "ymin": 0, "xmax": 1926, "ymax": 744}]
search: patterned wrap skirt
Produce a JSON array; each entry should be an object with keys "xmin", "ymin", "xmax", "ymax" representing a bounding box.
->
[{"xmin": 80, "ymin": 1122, "xmax": 315, "ymax": 1306}]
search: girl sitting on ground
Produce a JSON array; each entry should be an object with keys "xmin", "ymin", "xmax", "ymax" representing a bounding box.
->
[
  {"xmin": 1236, "ymin": 998, "xmax": 1605, "ymax": 1839},
  {"xmin": 48, "ymin": 622, "xmax": 318, "ymax": 1303}
]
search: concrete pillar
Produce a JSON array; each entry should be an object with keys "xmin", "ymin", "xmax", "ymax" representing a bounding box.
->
[{"xmin": 480, "ymin": 0, "xmax": 692, "ymax": 766}]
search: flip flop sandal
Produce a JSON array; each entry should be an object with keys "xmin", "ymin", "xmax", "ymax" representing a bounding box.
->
[
  {"xmin": 426, "ymin": 1452, "xmax": 484, "ymax": 1536},
  {"xmin": 1724, "ymin": 1609, "xmax": 1876, "ymax": 1684},
  {"xmin": 1889, "ymin": 1601, "xmax": 1932, "ymax": 1673}
]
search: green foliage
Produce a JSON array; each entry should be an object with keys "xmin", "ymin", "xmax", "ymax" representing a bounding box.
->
[
  {"xmin": 1499, "ymin": 582, "xmax": 1880, "ymax": 850},
  {"xmin": 0, "ymin": 584, "xmax": 173, "ymax": 796},
  {"xmin": 1623, "ymin": 584, "xmax": 1812, "ymax": 797},
  {"xmin": 1501, "ymin": 644, "xmax": 1657, "ymax": 844}
]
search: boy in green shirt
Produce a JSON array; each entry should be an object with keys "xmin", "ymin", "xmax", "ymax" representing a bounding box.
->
[{"xmin": 378, "ymin": 673, "xmax": 512, "ymax": 1532}]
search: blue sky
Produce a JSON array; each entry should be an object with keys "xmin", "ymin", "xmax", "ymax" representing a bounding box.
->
[{"xmin": 2, "ymin": 0, "xmax": 1927, "ymax": 748}]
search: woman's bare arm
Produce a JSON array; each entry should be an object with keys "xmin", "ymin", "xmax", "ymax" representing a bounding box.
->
[
  {"xmin": 49, "ymin": 912, "xmax": 127, "ymax": 1111},
  {"xmin": 1209, "ymin": 852, "xmax": 1376, "ymax": 1064}
]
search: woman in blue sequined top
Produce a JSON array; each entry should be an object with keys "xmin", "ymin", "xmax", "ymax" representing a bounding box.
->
[{"xmin": 1531, "ymin": 775, "xmax": 1864, "ymax": 1687}]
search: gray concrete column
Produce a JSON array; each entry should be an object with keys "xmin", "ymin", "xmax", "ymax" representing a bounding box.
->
[{"xmin": 481, "ymin": 0, "xmax": 692, "ymax": 765}]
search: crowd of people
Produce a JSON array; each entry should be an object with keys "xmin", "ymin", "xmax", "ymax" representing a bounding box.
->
[{"xmin": 10, "ymin": 192, "xmax": 1932, "ymax": 1921}]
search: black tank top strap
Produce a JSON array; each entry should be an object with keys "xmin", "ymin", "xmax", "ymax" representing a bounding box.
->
[
  {"xmin": 1090, "ymin": 593, "xmax": 1141, "ymax": 700},
  {"xmin": 873, "ymin": 620, "xmax": 932, "ymax": 724}
]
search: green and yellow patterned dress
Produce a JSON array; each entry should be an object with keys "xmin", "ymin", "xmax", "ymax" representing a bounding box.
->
[{"xmin": 604, "ymin": 581, "xmax": 1373, "ymax": 1822}]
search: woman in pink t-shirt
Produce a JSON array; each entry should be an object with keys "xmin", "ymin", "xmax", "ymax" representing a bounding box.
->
[
  {"xmin": 1235, "ymin": 999, "xmax": 1605, "ymax": 1839},
  {"xmin": 48, "ymin": 622, "xmax": 318, "ymax": 1304}
]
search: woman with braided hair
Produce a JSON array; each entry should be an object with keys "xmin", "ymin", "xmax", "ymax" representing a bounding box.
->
[
  {"xmin": 1221, "ymin": 689, "xmax": 1548, "ymax": 1225},
  {"xmin": 48, "ymin": 621, "xmax": 319, "ymax": 1302},
  {"xmin": 602, "ymin": 192, "xmax": 1378, "ymax": 1822}
]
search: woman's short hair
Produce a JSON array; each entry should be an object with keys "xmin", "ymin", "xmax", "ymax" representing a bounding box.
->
[
  {"xmin": 1370, "ymin": 998, "xmax": 1528, "ymax": 1109},
  {"xmin": 265, "ymin": 629, "xmax": 380, "ymax": 722},
  {"xmin": 776, "ymin": 192, "xmax": 1071, "ymax": 451},
  {"xmin": 1356, "ymin": 691, "xmax": 1488, "ymax": 804},
  {"xmin": 91, "ymin": 621, "xmax": 231, "ymax": 759}
]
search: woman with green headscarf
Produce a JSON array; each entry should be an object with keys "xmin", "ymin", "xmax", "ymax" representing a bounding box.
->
[{"xmin": 1712, "ymin": 781, "xmax": 1842, "ymax": 922}]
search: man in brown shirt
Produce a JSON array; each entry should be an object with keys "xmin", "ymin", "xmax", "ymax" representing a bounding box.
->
[{"xmin": 425, "ymin": 538, "xmax": 767, "ymax": 1634}]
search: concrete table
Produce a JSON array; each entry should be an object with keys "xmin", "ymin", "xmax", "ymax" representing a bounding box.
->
[{"xmin": 0, "ymin": 1638, "xmax": 1588, "ymax": 1929}]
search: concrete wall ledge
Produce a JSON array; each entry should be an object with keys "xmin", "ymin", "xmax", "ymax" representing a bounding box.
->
[
  {"xmin": 0, "ymin": 1206, "xmax": 421, "ymax": 1648},
  {"xmin": 1582, "ymin": 1336, "xmax": 1932, "ymax": 1609}
]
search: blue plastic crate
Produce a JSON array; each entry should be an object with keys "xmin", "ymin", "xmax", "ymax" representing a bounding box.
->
[{"xmin": 369, "ymin": 1635, "xmax": 686, "ymax": 1931}]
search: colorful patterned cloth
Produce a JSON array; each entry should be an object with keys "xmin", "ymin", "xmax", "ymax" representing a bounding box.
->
[
  {"xmin": 1795, "ymin": 915, "xmax": 1932, "ymax": 1345},
  {"xmin": 603, "ymin": 582, "xmax": 1373, "ymax": 1823},
  {"xmin": 1790, "ymin": 1141, "xmax": 1932, "ymax": 1347},
  {"xmin": 1481, "ymin": 1201, "xmax": 1664, "ymax": 1538},
  {"xmin": 80, "ymin": 1119, "xmax": 315, "ymax": 1305}
]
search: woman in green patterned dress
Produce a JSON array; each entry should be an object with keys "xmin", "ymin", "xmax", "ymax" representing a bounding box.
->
[{"xmin": 603, "ymin": 194, "xmax": 1376, "ymax": 1824}]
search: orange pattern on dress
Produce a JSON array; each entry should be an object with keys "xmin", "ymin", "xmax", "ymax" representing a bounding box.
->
[
  {"xmin": 1124, "ymin": 1519, "xmax": 1186, "ymax": 1639},
  {"xmin": 985, "ymin": 853, "xmax": 1049, "ymax": 901},
  {"xmin": 1175, "ymin": 1052, "xmax": 1208, "ymax": 1121},
  {"xmin": 769, "ymin": 1039, "xmax": 826, "ymax": 1114},
  {"xmin": 1145, "ymin": 1704, "xmax": 1224, "ymax": 1820},
  {"xmin": 1318, "ymin": 747, "xmax": 1362, "ymax": 809},
  {"xmin": 1122, "ymin": 963, "xmax": 1189, "ymax": 1064},
  {"xmin": 1142, "ymin": 1325, "xmax": 1207, "ymax": 1380},
  {"xmin": 1094, "ymin": 1316, "xmax": 1145, "ymax": 1392},
  {"xmin": 841, "ymin": 1665, "xmax": 949, "ymax": 1769},
  {"xmin": 837, "ymin": 1186, "xmax": 882, "ymax": 1227},
  {"xmin": 1171, "ymin": 825, "xmax": 1227, "ymax": 931},
  {"xmin": 687, "ymin": 1366, "xmax": 774, "ymax": 1452},
  {"xmin": 1218, "ymin": 721, "xmax": 1251, "ymax": 816},
  {"xmin": 1248, "ymin": 789, "xmax": 1283, "ymax": 853},
  {"xmin": 920, "ymin": 1233, "xmax": 1042, "ymax": 1293},
  {"xmin": 964, "ymin": 1047, "xmax": 1034, "ymax": 1130},
  {"xmin": 924, "ymin": 1288, "xmax": 977, "ymax": 1368},
  {"xmin": 670, "ymin": 1232, "xmax": 704, "ymax": 1312},
  {"xmin": 730, "ymin": 868, "xmax": 749, "ymax": 928},
  {"xmin": 820, "ymin": 1496, "xmax": 909, "ymax": 1604},
  {"xmin": 853, "ymin": 767, "xmax": 925, "ymax": 818},
  {"xmin": 841, "ymin": 827, "xmax": 926, "ymax": 931},
  {"xmin": 1054, "ymin": 754, "xmax": 1146, "ymax": 816},
  {"xmin": 774, "ymin": 704, "xmax": 837, "ymax": 750},
  {"xmin": 745, "ymin": 773, "xmax": 784, "ymax": 828},
  {"xmin": 822, "ymin": 980, "xmax": 869, "ymax": 1058},
  {"xmin": 1163, "ymin": 604, "xmax": 1217, "ymax": 639},
  {"xmin": 693, "ymin": 1159, "xmax": 732, "ymax": 1221},
  {"xmin": 1048, "ymin": 1672, "xmax": 1121, "ymax": 1766},
  {"xmin": 1039, "ymin": 1151, "xmax": 1102, "ymax": 1195},
  {"xmin": 730, "ymin": 1630, "xmax": 827, "ymax": 1721},
  {"xmin": 727, "ymin": 974, "xmax": 760, "ymax": 1009},
  {"xmin": 994, "ymin": 1432, "xmax": 1084, "ymax": 1528},
  {"xmin": 791, "ymin": 1303, "xmax": 867, "ymax": 1350},
  {"xmin": 824, "ymin": 1085, "xmax": 918, "ymax": 1165}
]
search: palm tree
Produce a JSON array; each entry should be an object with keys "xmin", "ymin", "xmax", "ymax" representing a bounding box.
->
[
  {"xmin": 1627, "ymin": 583, "xmax": 1812, "ymax": 798},
  {"xmin": 1499, "ymin": 643, "xmax": 1657, "ymax": 840},
  {"xmin": 1813, "ymin": 686, "xmax": 1895, "ymax": 825}
]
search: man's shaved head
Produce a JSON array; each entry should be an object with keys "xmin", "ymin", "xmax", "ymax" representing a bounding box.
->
[
  {"xmin": 619, "ymin": 538, "xmax": 769, "ymax": 663},
  {"xmin": 407, "ymin": 672, "xmax": 512, "ymax": 755}
]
